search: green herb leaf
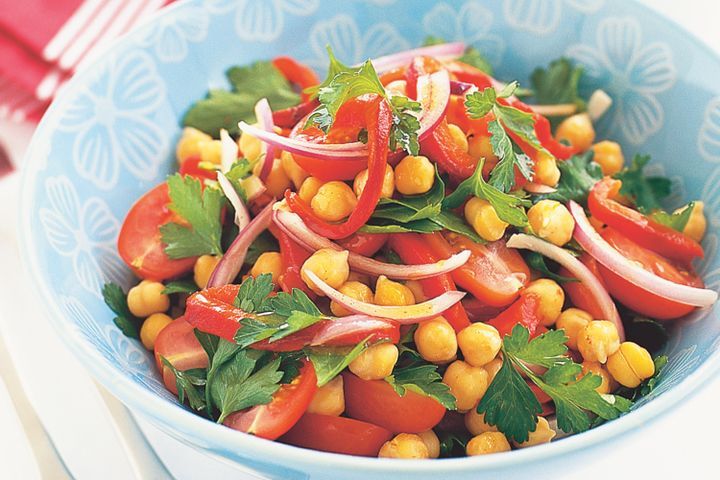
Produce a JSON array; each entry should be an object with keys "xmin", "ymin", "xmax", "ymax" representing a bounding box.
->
[
  {"xmin": 183, "ymin": 62, "xmax": 300, "ymax": 137},
  {"xmin": 245, "ymin": 230, "xmax": 279, "ymax": 266},
  {"xmin": 650, "ymin": 202, "xmax": 694, "ymax": 232},
  {"xmin": 162, "ymin": 279, "xmax": 199, "ymax": 295},
  {"xmin": 234, "ymin": 312, "xmax": 323, "ymax": 349},
  {"xmin": 613, "ymin": 154, "xmax": 672, "ymax": 211},
  {"xmin": 307, "ymin": 338, "xmax": 370, "ymax": 387},
  {"xmin": 504, "ymin": 324, "xmax": 569, "ymax": 369},
  {"xmin": 160, "ymin": 357, "xmax": 207, "ymax": 412},
  {"xmin": 443, "ymin": 158, "xmax": 530, "ymax": 227},
  {"xmin": 234, "ymin": 273, "xmax": 274, "ymax": 313},
  {"xmin": 388, "ymin": 95, "xmax": 422, "ymax": 155},
  {"xmin": 194, "ymin": 330, "xmax": 220, "ymax": 362},
  {"xmin": 438, "ymin": 431, "xmax": 472, "ymax": 458},
  {"xmin": 535, "ymin": 150, "xmax": 603, "ymax": 204},
  {"xmin": 464, "ymin": 87, "xmax": 496, "ymax": 118},
  {"xmin": 160, "ymin": 174, "xmax": 225, "ymax": 259},
  {"xmin": 209, "ymin": 349, "xmax": 283, "ymax": 423},
  {"xmin": 433, "ymin": 210, "xmax": 483, "ymax": 243},
  {"xmin": 360, "ymin": 218, "xmax": 443, "ymax": 234},
  {"xmin": 102, "ymin": 283, "xmax": 142, "ymax": 338},
  {"xmin": 530, "ymin": 58, "xmax": 584, "ymax": 126},
  {"xmin": 524, "ymin": 251, "xmax": 579, "ymax": 283},
  {"xmin": 624, "ymin": 317, "xmax": 669, "ymax": 353},
  {"xmin": 265, "ymin": 288, "xmax": 322, "ymax": 317},
  {"xmin": 385, "ymin": 364, "xmax": 456, "ymax": 410}
]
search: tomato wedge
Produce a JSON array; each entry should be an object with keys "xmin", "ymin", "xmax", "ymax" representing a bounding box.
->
[
  {"xmin": 486, "ymin": 293, "xmax": 542, "ymax": 338},
  {"xmin": 343, "ymin": 372, "xmax": 446, "ymax": 433},
  {"xmin": 224, "ymin": 359, "xmax": 317, "ymax": 440},
  {"xmin": 118, "ymin": 183, "xmax": 196, "ymax": 281},
  {"xmin": 560, "ymin": 253, "xmax": 608, "ymax": 319},
  {"xmin": 279, "ymin": 413, "xmax": 393, "ymax": 456},
  {"xmin": 597, "ymin": 227, "xmax": 703, "ymax": 319},
  {"xmin": 425, "ymin": 233, "xmax": 530, "ymax": 307},
  {"xmin": 588, "ymin": 178, "xmax": 703, "ymax": 263},
  {"xmin": 154, "ymin": 317, "xmax": 208, "ymax": 394}
]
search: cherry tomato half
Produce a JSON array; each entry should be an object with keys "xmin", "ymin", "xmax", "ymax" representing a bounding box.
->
[
  {"xmin": 154, "ymin": 317, "xmax": 208, "ymax": 394},
  {"xmin": 343, "ymin": 372, "xmax": 446, "ymax": 433},
  {"xmin": 118, "ymin": 183, "xmax": 196, "ymax": 281}
]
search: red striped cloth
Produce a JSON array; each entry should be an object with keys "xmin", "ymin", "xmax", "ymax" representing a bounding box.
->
[{"xmin": 0, "ymin": 0, "xmax": 171, "ymax": 123}]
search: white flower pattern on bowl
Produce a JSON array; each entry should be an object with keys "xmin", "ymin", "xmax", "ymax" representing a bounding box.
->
[
  {"xmin": 567, "ymin": 17, "xmax": 676, "ymax": 145},
  {"xmin": 207, "ymin": 0, "xmax": 320, "ymax": 42},
  {"xmin": 140, "ymin": 5, "xmax": 210, "ymax": 63},
  {"xmin": 698, "ymin": 97, "xmax": 720, "ymax": 162},
  {"xmin": 503, "ymin": 0, "xmax": 604, "ymax": 35}
]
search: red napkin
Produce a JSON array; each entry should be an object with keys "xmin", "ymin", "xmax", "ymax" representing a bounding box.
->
[{"xmin": 0, "ymin": 0, "xmax": 171, "ymax": 123}]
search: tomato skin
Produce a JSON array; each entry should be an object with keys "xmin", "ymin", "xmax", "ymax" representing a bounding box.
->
[
  {"xmin": 597, "ymin": 228, "xmax": 703, "ymax": 320},
  {"xmin": 179, "ymin": 154, "xmax": 216, "ymax": 181},
  {"xmin": 560, "ymin": 253, "xmax": 608, "ymax": 319},
  {"xmin": 343, "ymin": 372, "xmax": 446, "ymax": 433},
  {"xmin": 185, "ymin": 285, "xmax": 243, "ymax": 342},
  {"xmin": 486, "ymin": 293, "xmax": 542, "ymax": 338},
  {"xmin": 224, "ymin": 359, "xmax": 317, "ymax": 440},
  {"xmin": 336, "ymin": 232, "xmax": 388, "ymax": 257},
  {"xmin": 118, "ymin": 183, "xmax": 197, "ymax": 281},
  {"xmin": 154, "ymin": 317, "xmax": 208, "ymax": 394},
  {"xmin": 279, "ymin": 413, "xmax": 393, "ymax": 456}
]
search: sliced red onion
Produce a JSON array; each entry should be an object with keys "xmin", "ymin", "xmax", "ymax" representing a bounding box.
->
[
  {"xmin": 217, "ymin": 172, "xmax": 250, "ymax": 229},
  {"xmin": 525, "ymin": 183, "xmax": 558, "ymax": 194},
  {"xmin": 254, "ymin": 99, "xmax": 277, "ymax": 181},
  {"xmin": 370, "ymin": 42, "xmax": 466, "ymax": 73},
  {"xmin": 304, "ymin": 270, "xmax": 465, "ymax": 323},
  {"xmin": 506, "ymin": 233, "xmax": 625, "ymax": 340},
  {"xmin": 450, "ymin": 80, "xmax": 476, "ymax": 95},
  {"xmin": 273, "ymin": 209, "xmax": 470, "ymax": 279},
  {"xmin": 310, "ymin": 315, "xmax": 397, "ymax": 346},
  {"xmin": 219, "ymin": 129, "xmax": 238, "ymax": 173},
  {"xmin": 207, "ymin": 202, "xmax": 273, "ymax": 288},
  {"xmin": 416, "ymin": 69, "xmax": 451, "ymax": 141},
  {"xmin": 568, "ymin": 201, "xmax": 718, "ymax": 308}
]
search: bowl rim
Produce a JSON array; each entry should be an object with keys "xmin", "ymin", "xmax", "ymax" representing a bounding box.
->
[{"xmin": 18, "ymin": 0, "xmax": 720, "ymax": 474}]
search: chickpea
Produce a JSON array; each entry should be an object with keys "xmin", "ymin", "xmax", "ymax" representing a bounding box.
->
[
  {"xmin": 330, "ymin": 281, "xmax": 374, "ymax": 317},
  {"xmin": 418, "ymin": 430, "xmax": 441, "ymax": 459},
  {"xmin": 556, "ymin": 113, "xmax": 595, "ymax": 152},
  {"xmin": 379, "ymin": 433, "xmax": 429, "ymax": 459},
  {"xmin": 523, "ymin": 279, "xmax": 564, "ymax": 326},
  {"xmin": 254, "ymin": 158, "xmax": 291, "ymax": 198},
  {"xmin": 250, "ymin": 252, "xmax": 282, "ymax": 284},
  {"xmin": 607, "ymin": 342, "xmax": 655, "ymax": 388},
  {"xmin": 443, "ymin": 360, "xmax": 489, "ymax": 412},
  {"xmin": 414, "ymin": 317, "xmax": 458, "ymax": 364},
  {"xmin": 239, "ymin": 130, "xmax": 263, "ymax": 161},
  {"xmin": 465, "ymin": 409, "xmax": 498, "ymax": 436},
  {"xmin": 394, "ymin": 155, "xmax": 435, "ymax": 195},
  {"xmin": 311, "ymin": 181, "xmax": 358, "ymax": 222},
  {"xmin": 198, "ymin": 139, "xmax": 222, "ymax": 165},
  {"xmin": 580, "ymin": 361, "xmax": 614, "ymax": 394},
  {"xmin": 467, "ymin": 134, "xmax": 498, "ymax": 162},
  {"xmin": 534, "ymin": 152, "xmax": 561, "ymax": 187},
  {"xmin": 466, "ymin": 432, "xmax": 511, "ymax": 456},
  {"xmin": 385, "ymin": 80, "xmax": 407, "ymax": 97},
  {"xmin": 280, "ymin": 151, "xmax": 309, "ymax": 189},
  {"xmin": 528, "ymin": 200, "xmax": 575, "ymax": 247},
  {"xmin": 301, "ymin": 248, "xmax": 350, "ymax": 294},
  {"xmin": 354, "ymin": 164, "xmax": 395, "ymax": 199},
  {"xmin": 577, "ymin": 320, "xmax": 620, "ymax": 364},
  {"xmin": 556, "ymin": 308, "xmax": 592, "ymax": 350},
  {"xmin": 483, "ymin": 357, "xmax": 503, "ymax": 384},
  {"xmin": 676, "ymin": 201, "xmax": 707, "ymax": 243},
  {"xmin": 457, "ymin": 323, "xmax": 502, "ymax": 368},
  {"xmin": 404, "ymin": 280, "xmax": 427, "ymax": 302},
  {"xmin": 193, "ymin": 255, "xmax": 221, "ymax": 289},
  {"xmin": 176, "ymin": 127, "xmax": 212, "ymax": 163},
  {"xmin": 298, "ymin": 176, "xmax": 324, "ymax": 203},
  {"xmin": 349, "ymin": 343, "xmax": 399, "ymax": 380},
  {"xmin": 512, "ymin": 417, "xmax": 555, "ymax": 448},
  {"xmin": 464, "ymin": 197, "xmax": 508, "ymax": 241},
  {"xmin": 307, "ymin": 376, "xmax": 345, "ymax": 416},
  {"xmin": 140, "ymin": 313, "xmax": 173, "ymax": 350},
  {"xmin": 591, "ymin": 140, "xmax": 624, "ymax": 176},
  {"xmin": 374, "ymin": 275, "xmax": 415, "ymax": 306},
  {"xmin": 447, "ymin": 123, "xmax": 469, "ymax": 152},
  {"xmin": 127, "ymin": 280, "xmax": 170, "ymax": 318}
]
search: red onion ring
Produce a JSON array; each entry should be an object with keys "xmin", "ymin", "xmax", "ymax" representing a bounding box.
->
[
  {"xmin": 217, "ymin": 172, "xmax": 250, "ymax": 229},
  {"xmin": 304, "ymin": 270, "xmax": 465, "ymax": 323},
  {"xmin": 370, "ymin": 42, "xmax": 466, "ymax": 73},
  {"xmin": 524, "ymin": 183, "xmax": 558, "ymax": 194},
  {"xmin": 219, "ymin": 129, "xmax": 238, "ymax": 173},
  {"xmin": 254, "ymin": 98, "xmax": 277, "ymax": 181},
  {"xmin": 506, "ymin": 233, "xmax": 625, "ymax": 340},
  {"xmin": 207, "ymin": 202, "xmax": 273, "ymax": 288},
  {"xmin": 272, "ymin": 208, "xmax": 470, "ymax": 279},
  {"xmin": 310, "ymin": 315, "xmax": 398, "ymax": 346},
  {"xmin": 568, "ymin": 201, "xmax": 718, "ymax": 308}
]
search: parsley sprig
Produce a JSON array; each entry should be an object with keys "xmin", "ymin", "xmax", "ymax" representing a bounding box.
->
[
  {"xmin": 385, "ymin": 364, "xmax": 457, "ymax": 410},
  {"xmin": 477, "ymin": 325, "xmax": 631, "ymax": 443},
  {"xmin": 102, "ymin": 283, "xmax": 142, "ymax": 338}
]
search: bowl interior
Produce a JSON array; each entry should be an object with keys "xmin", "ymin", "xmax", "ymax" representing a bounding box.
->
[{"xmin": 19, "ymin": 0, "xmax": 720, "ymax": 478}]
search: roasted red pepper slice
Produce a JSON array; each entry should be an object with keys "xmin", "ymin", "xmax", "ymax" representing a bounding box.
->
[
  {"xmin": 388, "ymin": 233, "xmax": 471, "ymax": 332},
  {"xmin": 272, "ymin": 56, "xmax": 320, "ymax": 102},
  {"xmin": 588, "ymin": 177, "xmax": 703, "ymax": 263},
  {"xmin": 420, "ymin": 119, "xmax": 478, "ymax": 182},
  {"xmin": 286, "ymin": 95, "xmax": 393, "ymax": 240},
  {"xmin": 272, "ymin": 99, "xmax": 319, "ymax": 129},
  {"xmin": 486, "ymin": 293, "xmax": 542, "ymax": 338},
  {"xmin": 269, "ymin": 223, "xmax": 316, "ymax": 297},
  {"xmin": 336, "ymin": 232, "xmax": 388, "ymax": 257}
]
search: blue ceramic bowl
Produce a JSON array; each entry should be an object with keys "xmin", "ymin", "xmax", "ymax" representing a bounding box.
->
[{"xmin": 19, "ymin": 0, "xmax": 720, "ymax": 478}]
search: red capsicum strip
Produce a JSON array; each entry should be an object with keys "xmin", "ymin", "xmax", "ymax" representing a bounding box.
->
[
  {"xmin": 272, "ymin": 99, "xmax": 320, "ymax": 129},
  {"xmin": 588, "ymin": 177, "xmax": 704, "ymax": 263},
  {"xmin": 420, "ymin": 119, "xmax": 478, "ymax": 182},
  {"xmin": 271, "ymin": 56, "xmax": 320, "ymax": 102},
  {"xmin": 269, "ymin": 223, "xmax": 315, "ymax": 298},
  {"xmin": 388, "ymin": 233, "xmax": 471, "ymax": 332},
  {"xmin": 285, "ymin": 95, "xmax": 392, "ymax": 240},
  {"xmin": 486, "ymin": 293, "xmax": 542, "ymax": 338}
]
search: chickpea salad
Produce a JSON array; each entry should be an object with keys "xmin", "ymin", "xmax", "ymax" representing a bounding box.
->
[{"xmin": 102, "ymin": 40, "xmax": 718, "ymax": 459}]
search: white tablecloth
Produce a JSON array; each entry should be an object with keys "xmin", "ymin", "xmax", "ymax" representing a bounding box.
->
[{"xmin": 1, "ymin": 1, "xmax": 718, "ymax": 478}]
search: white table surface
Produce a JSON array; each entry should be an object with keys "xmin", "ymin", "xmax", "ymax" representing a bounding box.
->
[{"xmin": 1, "ymin": 1, "xmax": 718, "ymax": 479}]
